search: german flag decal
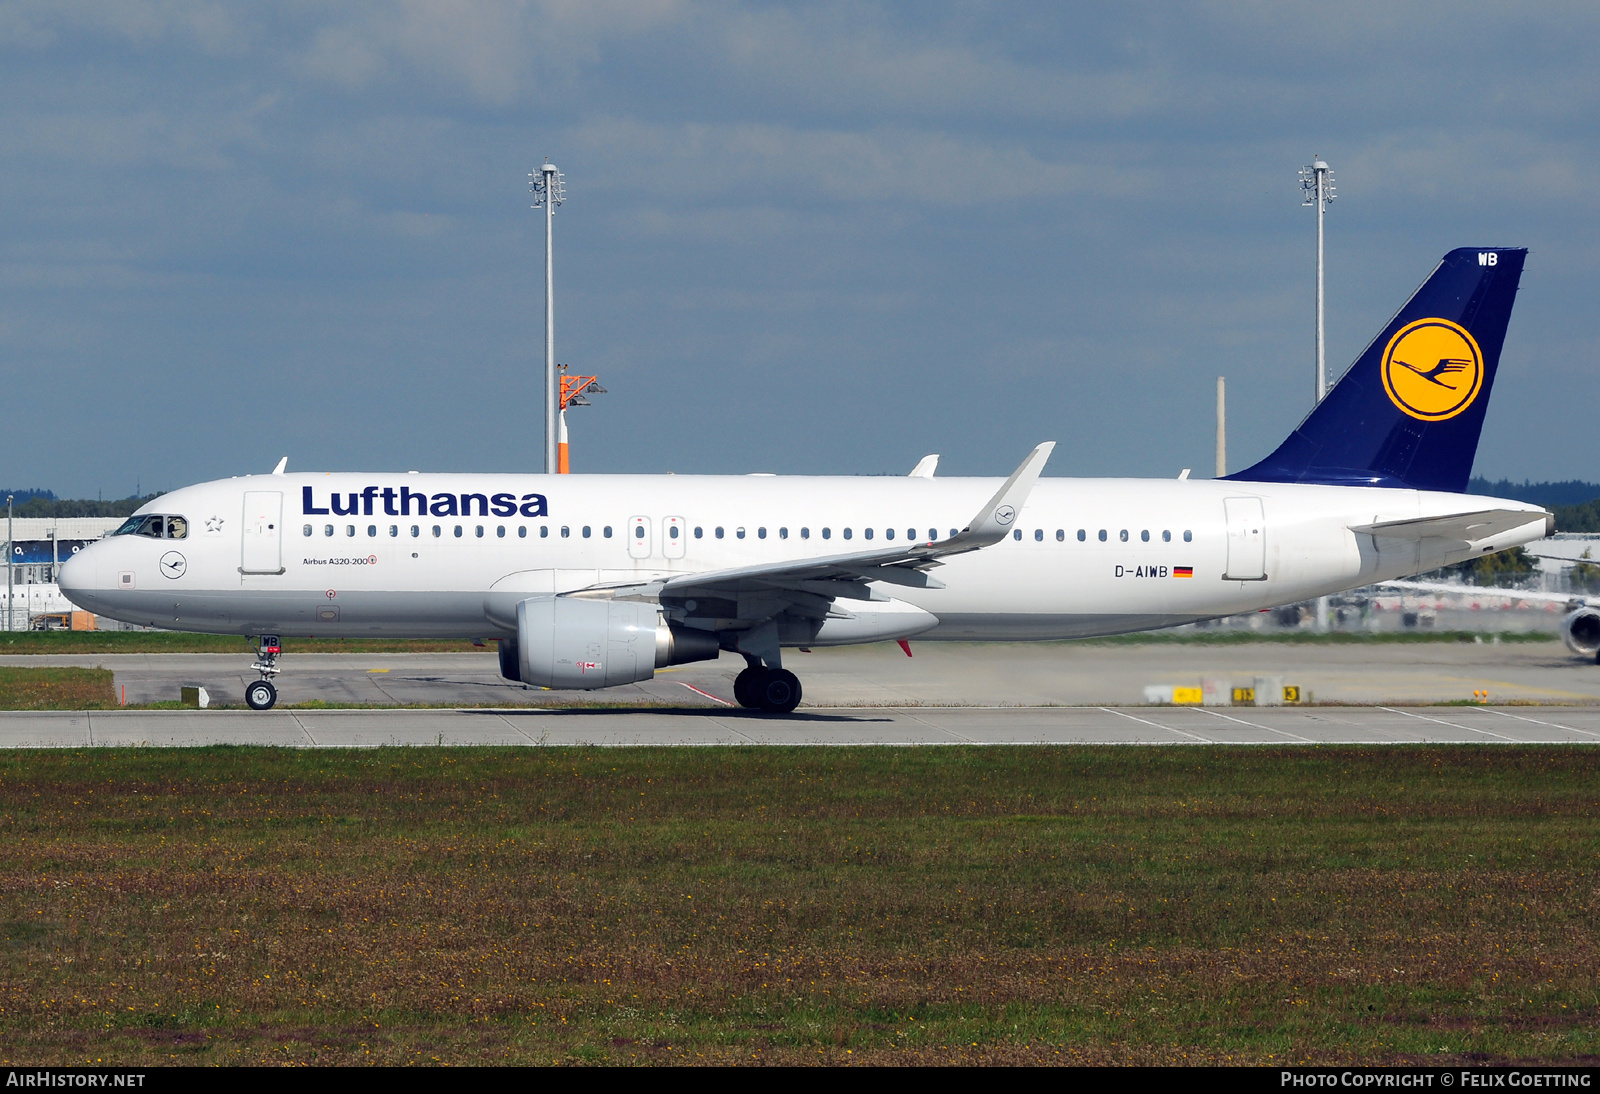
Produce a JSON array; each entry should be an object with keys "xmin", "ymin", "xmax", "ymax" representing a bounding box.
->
[{"xmin": 1173, "ymin": 566, "xmax": 1194, "ymax": 578}]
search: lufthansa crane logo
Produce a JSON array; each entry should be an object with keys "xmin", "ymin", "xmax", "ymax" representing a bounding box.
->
[{"xmin": 1380, "ymin": 318, "xmax": 1484, "ymax": 421}]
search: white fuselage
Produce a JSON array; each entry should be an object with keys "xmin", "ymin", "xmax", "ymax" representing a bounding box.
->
[{"xmin": 59, "ymin": 472, "xmax": 1549, "ymax": 641}]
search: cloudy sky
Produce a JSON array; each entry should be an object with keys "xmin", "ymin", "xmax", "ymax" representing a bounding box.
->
[{"xmin": 2, "ymin": 1, "xmax": 1597, "ymax": 497}]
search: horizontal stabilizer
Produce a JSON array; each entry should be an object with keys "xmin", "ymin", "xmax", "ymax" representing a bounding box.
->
[
  {"xmin": 908, "ymin": 454, "xmax": 939, "ymax": 478},
  {"xmin": 1351, "ymin": 509, "xmax": 1552, "ymax": 544}
]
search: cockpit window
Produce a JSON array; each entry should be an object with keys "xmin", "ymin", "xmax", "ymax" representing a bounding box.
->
[{"xmin": 111, "ymin": 514, "xmax": 188, "ymax": 540}]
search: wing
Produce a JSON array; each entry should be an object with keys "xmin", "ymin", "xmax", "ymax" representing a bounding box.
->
[
  {"xmin": 1374, "ymin": 579, "xmax": 1589, "ymax": 608},
  {"xmin": 571, "ymin": 443, "xmax": 1055, "ymax": 647}
]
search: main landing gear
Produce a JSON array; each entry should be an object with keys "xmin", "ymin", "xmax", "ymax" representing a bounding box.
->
[
  {"xmin": 245, "ymin": 634, "xmax": 281, "ymax": 710},
  {"xmin": 733, "ymin": 661, "xmax": 802, "ymax": 714}
]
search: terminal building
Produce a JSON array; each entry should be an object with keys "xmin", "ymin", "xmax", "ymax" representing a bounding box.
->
[{"xmin": 3, "ymin": 517, "xmax": 125, "ymax": 630}]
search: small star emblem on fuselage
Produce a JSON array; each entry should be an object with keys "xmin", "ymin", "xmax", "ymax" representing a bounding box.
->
[{"xmin": 205, "ymin": 516, "xmax": 225, "ymax": 533}]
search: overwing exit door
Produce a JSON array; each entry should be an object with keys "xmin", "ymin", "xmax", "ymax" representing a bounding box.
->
[
  {"xmin": 628, "ymin": 516, "xmax": 651, "ymax": 560},
  {"xmin": 1223, "ymin": 497, "xmax": 1266, "ymax": 580},
  {"xmin": 662, "ymin": 516, "xmax": 686, "ymax": 559},
  {"xmin": 241, "ymin": 491, "xmax": 285, "ymax": 575}
]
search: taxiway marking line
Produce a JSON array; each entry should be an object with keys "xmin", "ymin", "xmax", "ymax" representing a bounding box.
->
[
  {"xmin": 1378, "ymin": 707, "xmax": 1519, "ymax": 742},
  {"xmin": 1190, "ymin": 706, "xmax": 1315, "ymax": 743},
  {"xmin": 1098, "ymin": 707, "xmax": 1212, "ymax": 743},
  {"xmin": 678, "ymin": 682, "xmax": 734, "ymax": 707},
  {"xmin": 1476, "ymin": 707, "xmax": 1600, "ymax": 740}
]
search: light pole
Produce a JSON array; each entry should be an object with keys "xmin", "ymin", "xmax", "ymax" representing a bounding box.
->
[
  {"xmin": 5, "ymin": 494, "xmax": 12, "ymax": 634},
  {"xmin": 1301, "ymin": 156, "xmax": 1336, "ymax": 631},
  {"xmin": 530, "ymin": 160, "xmax": 566, "ymax": 474},
  {"xmin": 1300, "ymin": 157, "xmax": 1336, "ymax": 403}
]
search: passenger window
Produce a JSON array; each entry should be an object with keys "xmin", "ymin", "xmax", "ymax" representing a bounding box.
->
[
  {"xmin": 167, "ymin": 516, "xmax": 188, "ymax": 539},
  {"xmin": 1184, "ymin": 530, "xmax": 1192, "ymax": 542},
  {"xmin": 582, "ymin": 526, "xmax": 592, "ymax": 538},
  {"xmin": 1056, "ymin": 529, "xmax": 1064, "ymax": 541},
  {"xmin": 779, "ymin": 527, "xmax": 788, "ymax": 540},
  {"xmin": 347, "ymin": 525, "xmax": 356, "ymax": 537},
  {"xmin": 1162, "ymin": 530, "xmax": 1171, "ymax": 542},
  {"xmin": 634, "ymin": 525, "xmax": 645, "ymax": 539},
  {"xmin": 736, "ymin": 527, "xmax": 745, "ymax": 539},
  {"xmin": 864, "ymin": 528, "xmax": 873, "ymax": 540},
  {"xmin": 1140, "ymin": 530, "xmax": 1149, "ymax": 542},
  {"xmin": 1098, "ymin": 529, "xmax": 1107, "ymax": 542},
  {"xmin": 1035, "ymin": 529, "xmax": 1044, "ymax": 541},
  {"xmin": 603, "ymin": 526, "xmax": 612, "ymax": 538},
  {"xmin": 560, "ymin": 526, "xmax": 570, "ymax": 538},
  {"xmin": 669, "ymin": 525, "xmax": 679, "ymax": 539},
  {"xmin": 885, "ymin": 528, "xmax": 894, "ymax": 540},
  {"xmin": 411, "ymin": 525, "xmax": 420, "ymax": 537},
  {"xmin": 801, "ymin": 528, "xmax": 810, "ymax": 539},
  {"xmin": 1119, "ymin": 529, "xmax": 1128, "ymax": 542},
  {"xmin": 540, "ymin": 526, "xmax": 549, "ymax": 538},
  {"xmin": 303, "ymin": 525, "xmax": 312, "ymax": 537},
  {"xmin": 475, "ymin": 526, "xmax": 484, "ymax": 538},
  {"xmin": 758, "ymin": 527, "xmax": 767, "ymax": 539},
  {"xmin": 497, "ymin": 526, "xmax": 505, "ymax": 538},
  {"xmin": 453, "ymin": 525, "xmax": 462, "ymax": 538},
  {"xmin": 1078, "ymin": 529, "xmax": 1086, "ymax": 541},
  {"xmin": 694, "ymin": 527, "xmax": 704, "ymax": 539},
  {"xmin": 843, "ymin": 528, "xmax": 852, "ymax": 540},
  {"xmin": 715, "ymin": 527, "xmax": 724, "ymax": 539},
  {"xmin": 433, "ymin": 526, "xmax": 442, "ymax": 538},
  {"xmin": 325, "ymin": 525, "xmax": 334, "ymax": 537},
  {"xmin": 950, "ymin": 529, "xmax": 959, "ymax": 539},
  {"xmin": 518, "ymin": 527, "xmax": 526, "ymax": 538},
  {"xmin": 390, "ymin": 525, "xmax": 399, "ymax": 537},
  {"xmin": 1012, "ymin": 529, "xmax": 1022, "ymax": 541},
  {"xmin": 822, "ymin": 528, "xmax": 831, "ymax": 540}
]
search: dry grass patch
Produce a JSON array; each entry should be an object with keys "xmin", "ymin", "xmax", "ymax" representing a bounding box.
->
[
  {"xmin": 0, "ymin": 746, "xmax": 1596, "ymax": 1065},
  {"xmin": 0, "ymin": 667, "xmax": 116, "ymax": 711}
]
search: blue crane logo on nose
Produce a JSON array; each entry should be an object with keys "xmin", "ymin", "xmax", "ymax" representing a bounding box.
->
[{"xmin": 160, "ymin": 551, "xmax": 187, "ymax": 579}]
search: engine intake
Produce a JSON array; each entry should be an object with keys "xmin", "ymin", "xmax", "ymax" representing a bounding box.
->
[
  {"xmin": 506, "ymin": 596, "xmax": 719, "ymax": 689},
  {"xmin": 1562, "ymin": 607, "xmax": 1600, "ymax": 660}
]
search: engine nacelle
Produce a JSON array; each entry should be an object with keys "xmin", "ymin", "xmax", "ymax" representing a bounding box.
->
[
  {"xmin": 508, "ymin": 596, "xmax": 719, "ymax": 690},
  {"xmin": 1562, "ymin": 608, "xmax": 1600, "ymax": 659}
]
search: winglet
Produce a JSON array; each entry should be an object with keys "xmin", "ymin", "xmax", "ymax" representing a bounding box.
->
[
  {"xmin": 945, "ymin": 442, "xmax": 1055, "ymax": 549},
  {"xmin": 271, "ymin": 457, "xmax": 288, "ymax": 476},
  {"xmin": 908, "ymin": 454, "xmax": 939, "ymax": 478}
]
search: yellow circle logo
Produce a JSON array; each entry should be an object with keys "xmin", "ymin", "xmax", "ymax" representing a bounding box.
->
[{"xmin": 1380, "ymin": 318, "xmax": 1483, "ymax": 421}]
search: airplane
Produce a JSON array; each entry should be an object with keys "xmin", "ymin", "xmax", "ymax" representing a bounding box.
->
[{"xmin": 58, "ymin": 246, "xmax": 1553, "ymax": 713}]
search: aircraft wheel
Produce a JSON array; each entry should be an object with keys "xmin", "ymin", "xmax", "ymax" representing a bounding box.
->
[
  {"xmin": 755, "ymin": 669, "xmax": 802, "ymax": 714},
  {"xmin": 244, "ymin": 680, "xmax": 277, "ymax": 711},
  {"xmin": 733, "ymin": 667, "xmax": 763, "ymax": 709}
]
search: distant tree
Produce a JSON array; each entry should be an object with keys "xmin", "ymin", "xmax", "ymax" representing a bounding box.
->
[
  {"xmin": 1422, "ymin": 545, "xmax": 1539, "ymax": 587},
  {"xmin": 9, "ymin": 494, "xmax": 163, "ymax": 519},
  {"xmin": 1553, "ymin": 497, "xmax": 1600, "ymax": 533},
  {"xmin": 1571, "ymin": 549, "xmax": 1600, "ymax": 595}
]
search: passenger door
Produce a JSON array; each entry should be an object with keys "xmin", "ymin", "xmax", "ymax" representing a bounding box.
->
[
  {"xmin": 1223, "ymin": 497, "xmax": 1266, "ymax": 580},
  {"xmin": 241, "ymin": 491, "xmax": 285, "ymax": 575}
]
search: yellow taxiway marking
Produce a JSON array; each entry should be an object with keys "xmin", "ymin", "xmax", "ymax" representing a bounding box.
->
[{"xmin": 366, "ymin": 669, "xmax": 389, "ymax": 673}]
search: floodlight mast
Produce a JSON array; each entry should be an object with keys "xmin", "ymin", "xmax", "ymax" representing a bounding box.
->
[
  {"xmin": 1300, "ymin": 157, "xmax": 1336, "ymax": 404},
  {"xmin": 1300, "ymin": 156, "xmax": 1336, "ymax": 633},
  {"xmin": 530, "ymin": 160, "xmax": 566, "ymax": 474}
]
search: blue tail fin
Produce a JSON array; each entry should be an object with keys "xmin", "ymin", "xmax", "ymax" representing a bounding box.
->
[{"xmin": 1228, "ymin": 247, "xmax": 1526, "ymax": 493}]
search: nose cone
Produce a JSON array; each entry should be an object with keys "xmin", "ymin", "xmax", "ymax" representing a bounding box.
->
[{"xmin": 57, "ymin": 549, "xmax": 97, "ymax": 609}]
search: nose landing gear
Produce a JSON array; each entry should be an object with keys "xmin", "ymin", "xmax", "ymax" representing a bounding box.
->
[{"xmin": 245, "ymin": 635, "xmax": 281, "ymax": 710}]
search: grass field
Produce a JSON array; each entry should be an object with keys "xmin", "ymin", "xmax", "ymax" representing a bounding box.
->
[
  {"xmin": 0, "ymin": 667, "xmax": 117, "ymax": 710},
  {"xmin": 0, "ymin": 746, "xmax": 1595, "ymax": 1066}
]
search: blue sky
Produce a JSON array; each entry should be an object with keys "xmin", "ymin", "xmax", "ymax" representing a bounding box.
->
[{"xmin": 2, "ymin": 2, "xmax": 1597, "ymax": 496}]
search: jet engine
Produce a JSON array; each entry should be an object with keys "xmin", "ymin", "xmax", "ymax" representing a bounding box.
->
[
  {"xmin": 1562, "ymin": 607, "xmax": 1600, "ymax": 661},
  {"xmin": 502, "ymin": 596, "xmax": 720, "ymax": 689}
]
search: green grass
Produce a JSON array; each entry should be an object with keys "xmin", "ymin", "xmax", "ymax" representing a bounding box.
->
[
  {"xmin": 0, "ymin": 633, "xmax": 496, "ymax": 655},
  {"xmin": 0, "ymin": 667, "xmax": 117, "ymax": 710},
  {"xmin": 0, "ymin": 746, "xmax": 1595, "ymax": 1065}
]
